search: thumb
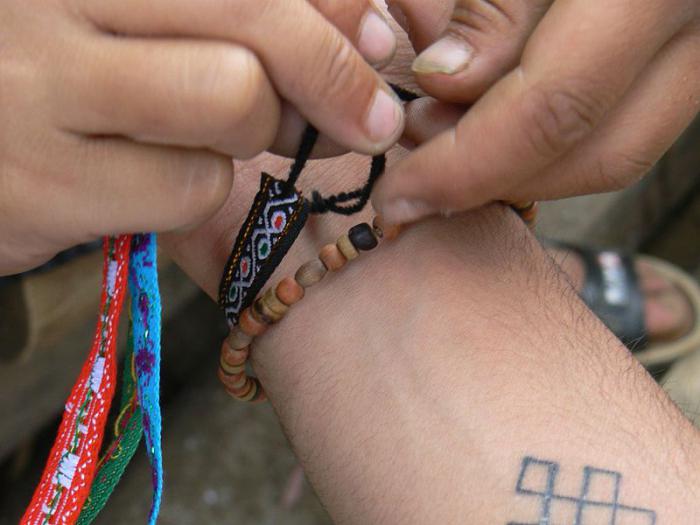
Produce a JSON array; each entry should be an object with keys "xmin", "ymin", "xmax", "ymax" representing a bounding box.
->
[
  {"xmin": 410, "ymin": 0, "xmax": 552, "ymax": 103},
  {"xmin": 371, "ymin": 76, "xmax": 523, "ymax": 225}
]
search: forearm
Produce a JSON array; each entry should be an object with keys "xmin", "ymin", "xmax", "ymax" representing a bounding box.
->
[
  {"xmin": 164, "ymin": 163, "xmax": 700, "ymax": 523},
  {"xmin": 259, "ymin": 211, "xmax": 700, "ymax": 524}
]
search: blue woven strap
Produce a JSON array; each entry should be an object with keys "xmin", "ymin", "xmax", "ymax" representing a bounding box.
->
[{"xmin": 128, "ymin": 233, "xmax": 163, "ymax": 524}]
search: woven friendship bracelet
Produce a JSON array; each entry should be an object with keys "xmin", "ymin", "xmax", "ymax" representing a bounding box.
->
[{"xmin": 218, "ymin": 173, "xmax": 310, "ymax": 327}]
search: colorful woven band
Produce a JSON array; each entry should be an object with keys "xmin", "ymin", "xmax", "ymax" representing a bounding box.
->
[
  {"xmin": 128, "ymin": 233, "xmax": 163, "ymax": 525},
  {"xmin": 22, "ymin": 235, "xmax": 131, "ymax": 525},
  {"xmin": 76, "ymin": 326, "xmax": 143, "ymax": 525},
  {"xmin": 218, "ymin": 173, "xmax": 309, "ymax": 327}
]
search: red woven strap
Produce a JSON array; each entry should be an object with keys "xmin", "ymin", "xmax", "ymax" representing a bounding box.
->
[{"xmin": 22, "ymin": 235, "xmax": 131, "ymax": 525}]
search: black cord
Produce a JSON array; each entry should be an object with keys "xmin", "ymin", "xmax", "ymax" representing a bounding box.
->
[
  {"xmin": 310, "ymin": 154, "xmax": 386, "ymax": 215},
  {"xmin": 390, "ymin": 83, "xmax": 420, "ymax": 103},
  {"xmin": 285, "ymin": 125, "xmax": 319, "ymax": 191},
  {"xmin": 287, "ymin": 84, "xmax": 419, "ymax": 216}
]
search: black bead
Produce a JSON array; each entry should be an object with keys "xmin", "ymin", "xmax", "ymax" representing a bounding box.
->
[{"xmin": 348, "ymin": 223, "xmax": 378, "ymax": 251}]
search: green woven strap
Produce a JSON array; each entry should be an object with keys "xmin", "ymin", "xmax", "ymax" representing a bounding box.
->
[{"xmin": 77, "ymin": 323, "xmax": 144, "ymax": 525}]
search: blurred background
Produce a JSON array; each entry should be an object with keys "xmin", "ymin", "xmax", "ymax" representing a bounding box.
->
[{"xmin": 1, "ymin": 117, "xmax": 699, "ymax": 524}]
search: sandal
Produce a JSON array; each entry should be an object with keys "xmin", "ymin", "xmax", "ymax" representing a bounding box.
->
[{"xmin": 549, "ymin": 242, "xmax": 700, "ymax": 367}]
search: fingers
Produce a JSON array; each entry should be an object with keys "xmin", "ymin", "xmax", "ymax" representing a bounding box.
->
[
  {"xmin": 313, "ymin": 0, "xmax": 398, "ymax": 67},
  {"xmin": 55, "ymin": 139, "xmax": 234, "ymax": 238},
  {"xmin": 269, "ymin": 102, "xmax": 348, "ymax": 159},
  {"xmin": 512, "ymin": 26, "xmax": 700, "ymax": 201},
  {"xmin": 385, "ymin": 0, "xmax": 453, "ymax": 51},
  {"xmin": 411, "ymin": 0, "xmax": 553, "ymax": 102},
  {"xmin": 401, "ymin": 97, "xmax": 464, "ymax": 147},
  {"xmin": 372, "ymin": 0, "xmax": 694, "ymax": 224},
  {"xmin": 57, "ymin": 38, "xmax": 280, "ymax": 159},
  {"xmin": 77, "ymin": 0, "xmax": 404, "ymax": 155}
]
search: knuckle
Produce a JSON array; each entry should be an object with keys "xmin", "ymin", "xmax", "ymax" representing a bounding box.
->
[
  {"xmin": 594, "ymin": 151, "xmax": 655, "ymax": 192},
  {"xmin": 307, "ymin": 31, "xmax": 367, "ymax": 107},
  {"xmin": 312, "ymin": 0, "xmax": 364, "ymax": 31},
  {"xmin": 204, "ymin": 48, "xmax": 279, "ymax": 157},
  {"xmin": 194, "ymin": 47, "xmax": 266, "ymax": 126},
  {"xmin": 520, "ymin": 81, "xmax": 605, "ymax": 159},
  {"xmin": 452, "ymin": 0, "xmax": 516, "ymax": 32},
  {"xmin": 218, "ymin": 48, "xmax": 263, "ymax": 119},
  {"xmin": 312, "ymin": 0, "xmax": 350, "ymax": 19},
  {"xmin": 219, "ymin": 0, "xmax": 278, "ymax": 22}
]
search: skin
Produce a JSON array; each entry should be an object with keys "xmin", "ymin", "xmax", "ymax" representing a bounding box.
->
[
  {"xmin": 373, "ymin": 0, "xmax": 696, "ymax": 339},
  {"xmin": 162, "ymin": 138, "xmax": 700, "ymax": 525},
  {"xmin": 1, "ymin": 0, "xmax": 692, "ymax": 333},
  {"xmin": 0, "ymin": 0, "xmax": 406, "ymax": 275},
  {"xmin": 1, "ymin": 3, "xmax": 692, "ymax": 517},
  {"xmin": 160, "ymin": 29, "xmax": 700, "ymax": 521},
  {"xmin": 371, "ymin": 0, "xmax": 700, "ymax": 225}
]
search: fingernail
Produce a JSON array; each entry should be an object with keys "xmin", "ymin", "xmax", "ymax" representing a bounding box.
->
[
  {"xmin": 377, "ymin": 198, "xmax": 436, "ymax": 225},
  {"xmin": 365, "ymin": 89, "xmax": 404, "ymax": 145},
  {"xmin": 387, "ymin": 2, "xmax": 410, "ymax": 34},
  {"xmin": 358, "ymin": 11, "xmax": 397, "ymax": 66},
  {"xmin": 412, "ymin": 37, "xmax": 472, "ymax": 75}
]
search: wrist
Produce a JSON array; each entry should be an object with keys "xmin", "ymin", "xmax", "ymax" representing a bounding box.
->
[
  {"xmin": 250, "ymin": 206, "xmax": 700, "ymax": 522},
  {"xmin": 165, "ymin": 169, "xmax": 700, "ymax": 522}
]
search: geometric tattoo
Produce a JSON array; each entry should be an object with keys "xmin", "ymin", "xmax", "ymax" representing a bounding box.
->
[{"xmin": 508, "ymin": 456, "xmax": 656, "ymax": 524}]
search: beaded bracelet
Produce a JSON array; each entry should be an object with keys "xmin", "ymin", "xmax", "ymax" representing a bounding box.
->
[
  {"xmin": 217, "ymin": 215, "xmax": 400, "ymax": 402},
  {"xmin": 216, "ymin": 85, "xmax": 538, "ymax": 403},
  {"xmin": 217, "ymin": 204, "xmax": 536, "ymax": 403}
]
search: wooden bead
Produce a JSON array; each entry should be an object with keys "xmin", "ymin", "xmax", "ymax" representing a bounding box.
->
[
  {"xmin": 348, "ymin": 223, "xmax": 378, "ymax": 251},
  {"xmin": 239, "ymin": 307, "xmax": 267, "ymax": 336},
  {"xmin": 227, "ymin": 327, "xmax": 253, "ymax": 350},
  {"xmin": 229, "ymin": 377, "xmax": 255, "ymax": 400},
  {"xmin": 373, "ymin": 216, "xmax": 401, "ymax": 242},
  {"xmin": 218, "ymin": 368, "xmax": 246, "ymax": 390},
  {"xmin": 519, "ymin": 203, "xmax": 538, "ymax": 223},
  {"xmin": 225, "ymin": 376, "xmax": 250, "ymax": 396},
  {"xmin": 508, "ymin": 200, "xmax": 534, "ymax": 211},
  {"xmin": 253, "ymin": 288, "xmax": 288, "ymax": 324},
  {"xmin": 238, "ymin": 379, "xmax": 261, "ymax": 402},
  {"xmin": 295, "ymin": 259, "xmax": 327, "ymax": 288},
  {"xmin": 319, "ymin": 244, "xmax": 347, "ymax": 271},
  {"xmin": 336, "ymin": 234, "xmax": 359, "ymax": 261},
  {"xmin": 221, "ymin": 343, "xmax": 249, "ymax": 367},
  {"xmin": 250, "ymin": 302, "xmax": 270, "ymax": 324},
  {"xmin": 276, "ymin": 277, "xmax": 304, "ymax": 306},
  {"xmin": 263, "ymin": 287, "xmax": 289, "ymax": 316},
  {"xmin": 220, "ymin": 355, "xmax": 246, "ymax": 376}
]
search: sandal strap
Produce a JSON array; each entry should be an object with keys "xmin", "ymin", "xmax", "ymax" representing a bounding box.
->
[{"xmin": 554, "ymin": 242, "xmax": 648, "ymax": 350}]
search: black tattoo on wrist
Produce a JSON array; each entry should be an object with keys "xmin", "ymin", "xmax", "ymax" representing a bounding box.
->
[{"xmin": 508, "ymin": 456, "xmax": 656, "ymax": 524}]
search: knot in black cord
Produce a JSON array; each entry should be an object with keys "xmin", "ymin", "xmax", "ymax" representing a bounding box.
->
[{"xmin": 286, "ymin": 84, "xmax": 419, "ymax": 216}]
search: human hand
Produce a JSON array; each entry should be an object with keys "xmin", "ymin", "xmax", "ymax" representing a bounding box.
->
[
  {"xmin": 0, "ymin": 0, "xmax": 404, "ymax": 275},
  {"xmin": 372, "ymin": 0, "xmax": 700, "ymax": 224}
]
